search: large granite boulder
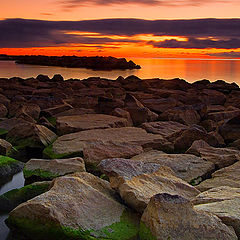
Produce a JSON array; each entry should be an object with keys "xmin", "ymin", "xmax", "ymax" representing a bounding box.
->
[
  {"xmin": 193, "ymin": 186, "xmax": 240, "ymax": 238},
  {"xmin": 99, "ymin": 158, "xmax": 199, "ymax": 213},
  {"xmin": 45, "ymin": 127, "xmax": 173, "ymax": 159},
  {"xmin": 23, "ymin": 157, "xmax": 86, "ymax": 180},
  {"xmin": 124, "ymin": 94, "xmax": 158, "ymax": 126},
  {"xmin": 197, "ymin": 161, "xmax": 240, "ymax": 192},
  {"xmin": 140, "ymin": 193, "xmax": 237, "ymax": 240},
  {"xmin": 56, "ymin": 114, "xmax": 128, "ymax": 135},
  {"xmin": 131, "ymin": 150, "xmax": 215, "ymax": 184},
  {"xmin": 187, "ymin": 140, "xmax": 240, "ymax": 169},
  {"xmin": 7, "ymin": 172, "xmax": 139, "ymax": 240}
]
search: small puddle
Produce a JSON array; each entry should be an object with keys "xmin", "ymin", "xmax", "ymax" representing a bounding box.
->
[{"xmin": 0, "ymin": 172, "xmax": 25, "ymax": 239}]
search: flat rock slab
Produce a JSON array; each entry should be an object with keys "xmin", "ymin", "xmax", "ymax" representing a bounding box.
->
[
  {"xmin": 141, "ymin": 121, "xmax": 187, "ymax": 139},
  {"xmin": 50, "ymin": 127, "xmax": 173, "ymax": 158},
  {"xmin": 99, "ymin": 158, "xmax": 200, "ymax": 213},
  {"xmin": 7, "ymin": 172, "xmax": 139, "ymax": 240},
  {"xmin": 140, "ymin": 193, "xmax": 237, "ymax": 240},
  {"xmin": 131, "ymin": 150, "xmax": 215, "ymax": 183},
  {"xmin": 187, "ymin": 140, "xmax": 240, "ymax": 169},
  {"xmin": 197, "ymin": 161, "xmax": 240, "ymax": 192},
  {"xmin": 24, "ymin": 157, "xmax": 86, "ymax": 179},
  {"xmin": 194, "ymin": 187, "xmax": 240, "ymax": 238},
  {"xmin": 56, "ymin": 114, "xmax": 128, "ymax": 135}
]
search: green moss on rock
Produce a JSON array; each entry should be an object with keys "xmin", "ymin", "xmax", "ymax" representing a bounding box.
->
[
  {"xmin": 139, "ymin": 222, "xmax": 156, "ymax": 240},
  {"xmin": 43, "ymin": 144, "xmax": 82, "ymax": 159},
  {"xmin": 0, "ymin": 128, "xmax": 8, "ymax": 136},
  {"xmin": 7, "ymin": 210, "xmax": 139, "ymax": 240},
  {"xmin": 24, "ymin": 168, "xmax": 60, "ymax": 180},
  {"xmin": 0, "ymin": 155, "xmax": 18, "ymax": 167},
  {"xmin": 0, "ymin": 182, "xmax": 50, "ymax": 212},
  {"xmin": 47, "ymin": 117, "xmax": 57, "ymax": 127}
]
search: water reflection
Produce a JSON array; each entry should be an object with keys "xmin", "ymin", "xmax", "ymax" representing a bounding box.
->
[{"xmin": 1, "ymin": 58, "xmax": 240, "ymax": 84}]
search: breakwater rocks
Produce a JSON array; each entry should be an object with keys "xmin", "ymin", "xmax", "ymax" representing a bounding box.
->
[
  {"xmin": 2, "ymin": 55, "xmax": 141, "ymax": 70},
  {"xmin": 1, "ymin": 74, "xmax": 240, "ymax": 239}
]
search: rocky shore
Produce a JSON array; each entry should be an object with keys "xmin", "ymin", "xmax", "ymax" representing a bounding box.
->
[
  {"xmin": 0, "ymin": 74, "xmax": 240, "ymax": 239},
  {"xmin": 0, "ymin": 55, "xmax": 141, "ymax": 70}
]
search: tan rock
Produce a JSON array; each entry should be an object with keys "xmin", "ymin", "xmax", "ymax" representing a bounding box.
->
[
  {"xmin": 197, "ymin": 161, "xmax": 240, "ymax": 192},
  {"xmin": 56, "ymin": 114, "xmax": 128, "ymax": 135},
  {"xmin": 7, "ymin": 172, "xmax": 139, "ymax": 240},
  {"xmin": 187, "ymin": 140, "xmax": 240, "ymax": 168},
  {"xmin": 99, "ymin": 158, "xmax": 200, "ymax": 213},
  {"xmin": 0, "ymin": 139, "xmax": 12, "ymax": 155},
  {"xmin": 131, "ymin": 150, "xmax": 215, "ymax": 183},
  {"xmin": 140, "ymin": 193, "xmax": 237, "ymax": 240}
]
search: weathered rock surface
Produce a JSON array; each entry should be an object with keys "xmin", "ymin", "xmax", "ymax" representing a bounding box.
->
[
  {"xmin": 0, "ymin": 103, "xmax": 8, "ymax": 117},
  {"xmin": 131, "ymin": 150, "xmax": 215, "ymax": 183},
  {"xmin": 193, "ymin": 186, "xmax": 240, "ymax": 238},
  {"xmin": 48, "ymin": 127, "xmax": 173, "ymax": 159},
  {"xmin": 7, "ymin": 172, "xmax": 139, "ymax": 240},
  {"xmin": 140, "ymin": 193, "xmax": 237, "ymax": 240},
  {"xmin": 197, "ymin": 161, "xmax": 240, "ymax": 192},
  {"xmin": 56, "ymin": 114, "xmax": 128, "ymax": 135},
  {"xmin": 24, "ymin": 157, "xmax": 86, "ymax": 179},
  {"xmin": 187, "ymin": 140, "xmax": 240, "ymax": 168},
  {"xmin": 99, "ymin": 158, "xmax": 199, "ymax": 213},
  {"xmin": 0, "ymin": 139, "xmax": 12, "ymax": 155}
]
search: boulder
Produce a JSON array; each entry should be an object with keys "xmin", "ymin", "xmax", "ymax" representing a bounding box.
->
[
  {"xmin": 53, "ymin": 108, "xmax": 95, "ymax": 117},
  {"xmin": 140, "ymin": 193, "xmax": 237, "ymax": 240},
  {"xmin": 187, "ymin": 140, "xmax": 240, "ymax": 169},
  {"xmin": 41, "ymin": 103, "xmax": 73, "ymax": 117},
  {"xmin": 219, "ymin": 115, "xmax": 240, "ymax": 143},
  {"xmin": 208, "ymin": 110, "xmax": 240, "ymax": 122},
  {"xmin": 0, "ymin": 139, "xmax": 12, "ymax": 155},
  {"xmin": 7, "ymin": 172, "xmax": 139, "ymax": 240},
  {"xmin": 194, "ymin": 186, "xmax": 240, "ymax": 238},
  {"xmin": 24, "ymin": 157, "xmax": 86, "ymax": 180},
  {"xmin": 0, "ymin": 103, "xmax": 7, "ymax": 117},
  {"xmin": 46, "ymin": 127, "xmax": 173, "ymax": 159},
  {"xmin": 56, "ymin": 114, "xmax": 128, "ymax": 135},
  {"xmin": 124, "ymin": 94, "xmax": 158, "ymax": 126},
  {"xmin": 197, "ymin": 161, "xmax": 240, "ymax": 192},
  {"xmin": 131, "ymin": 150, "xmax": 215, "ymax": 184},
  {"xmin": 111, "ymin": 108, "xmax": 133, "ymax": 126},
  {"xmin": 99, "ymin": 158, "xmax": 199, "ymax": 213},
  {"xmin": 0, "ymin": 155, "xmax": 24, "ymax": 178}
]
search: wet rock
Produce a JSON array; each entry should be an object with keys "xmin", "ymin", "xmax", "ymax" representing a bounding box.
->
[
  {"xmin": 131, "ymin": 150, "xmax": 215, "ymax": 183},
  {"xmin": 99, "ymin": 158, "xmax": 199, "ymax": 213},
  {"xmin": 56, "ymin": 114, "xmax": 128, "ymax": 135},
  {"xmin": 187, "ymin": 140, "xmax": 240, "ymax": 169},
  {"xmin": 7, "ymin": 172, "xmax": 139, "ymax": 240},
  {"xmin": 140, "ymin": 193, "xmax": 237, "ymax": 240}
]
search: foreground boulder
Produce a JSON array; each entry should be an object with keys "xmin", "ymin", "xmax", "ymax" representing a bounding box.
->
[
  {"xmin": 0, "ymin": 181, "xmax": 51, "ymax": 212},
  {"xmin": 194, "ymin": 186, "xmax": 240, "ymax": 238},
  {"xmin": 45, "ymin": 127, "xmax": 173, "ymax": 159},
  {"xmin": 197, "ymin": 161, "xmax": 240, "ymax": 192},
  {"xmin": 99, "ymin": 158, "xmax": 199, "ymax": 213},
  {"xmin": 140, "ymin": 193, "xmax": 237, "ymax": 240},
  {"xmin": 24, "ymin": 157, "xmax": 86, "ymax": 180},
  {"xmin": 7, "ymin": 172, "xmax": 139, "ymax": 240},
  {"xmin": 187, "ymin": 140, "xmax": 240, "ymax": 169},
  {"xmin": 56, "ymin": 114, "xmax": 128, "ymax": 135},
  {"xmin": 0, "ymin": 155, "xmax": 24, "ymax": 178},
  {"xmin": 131, "ymin": 150, "xmax": 215, "ymax": 184}
]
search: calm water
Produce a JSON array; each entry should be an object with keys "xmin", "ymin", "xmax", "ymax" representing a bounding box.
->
[
  {"xmin": 0, "ymin": 172, "xmax": 25, "ymax": 239},
  {"xmin": 0, "ymin": 58, "xmax": 240, "ymax": 84}
]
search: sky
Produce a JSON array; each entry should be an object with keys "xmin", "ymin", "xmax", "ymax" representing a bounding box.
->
[{"xmin": 1, "ymin": 0, "xmax": 240, "ymax": 58}]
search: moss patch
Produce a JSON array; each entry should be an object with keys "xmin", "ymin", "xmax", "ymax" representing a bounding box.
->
[
  {"xmin": 189, "ymin": 176, "xmax": 202, "ymax": 186},
  {"xmin": 139, "ymin": 222, "xmax": 156, "ymax": 240},
  {"xmin": 0, "ymin": 128, "xmax": 8, "ymax": 136},
  {"xmin": 0, "ymin": 182, "xmax": 50, "ymax": 212},
  {"xmin": 43, "ymin": 144, "xmax": 82, "ymax": 159},
  {"xmin": 24, "ymin": 168, "xmax": 60, "ymax": 180},
  {"xmin": 47, "ymin": 117, "xmax": 57, "ymax": 127},
  {"xmin": 0, "ymin": 155, "xmax": 19, "ymax": 167},
  {"xmin": 7, "ymin": 210, "xmax": 139, "ymax": 240}
]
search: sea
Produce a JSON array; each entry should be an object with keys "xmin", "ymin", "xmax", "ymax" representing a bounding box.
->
[{"xmin": 0, "ymin": 58, "xmax": 240, "ymax": 85}]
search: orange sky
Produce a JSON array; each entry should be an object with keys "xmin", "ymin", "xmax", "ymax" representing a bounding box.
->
[{"xmin": 1, "ymin": 0, "xmax": 240, "ymax": 58}]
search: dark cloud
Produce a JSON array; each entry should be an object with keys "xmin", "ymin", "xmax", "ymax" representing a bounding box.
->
[
  {"xmin": 59, "ymin": 0, "xmax": 229, "ymax": 9},
  {"xmin": 149, "ymin": 38, "xmax": 240, "ymax": 49},
  {"xmin": 1, "ymin": 18, "xmax": 240, "ymax": 49},
  {"xmin": 208, "ymin": 51, "xmax": 240, "ymax": 58}
]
